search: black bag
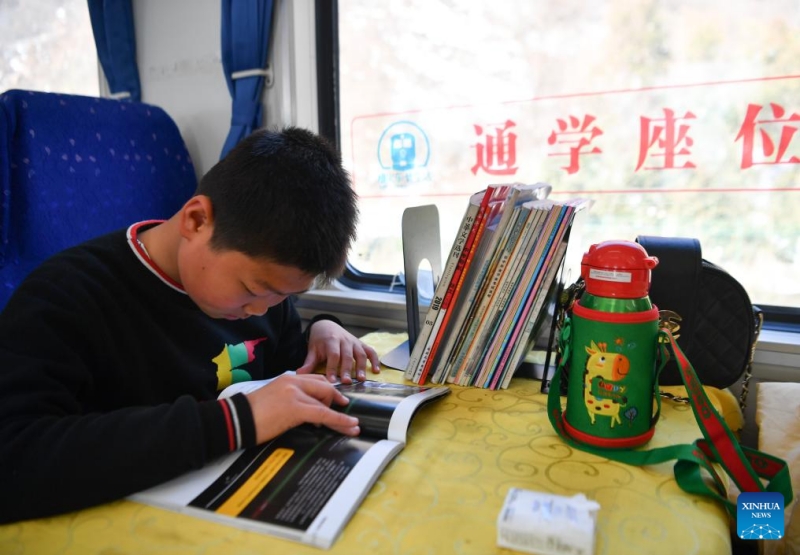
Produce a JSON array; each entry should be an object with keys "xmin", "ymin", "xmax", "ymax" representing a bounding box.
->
[{"xmin": 635, "ymin": 236, "xmax": 762, "ymax": 394}]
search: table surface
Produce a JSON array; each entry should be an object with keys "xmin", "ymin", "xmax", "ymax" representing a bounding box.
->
[{"xmin": 0, "ymin": 332, "xmax": 732, "ymax": 555}]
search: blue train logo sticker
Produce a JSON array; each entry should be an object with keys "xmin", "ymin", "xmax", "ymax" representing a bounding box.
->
[{"xmin": 376, "ymin": 121, "xmax": 432, "ymax": 188}]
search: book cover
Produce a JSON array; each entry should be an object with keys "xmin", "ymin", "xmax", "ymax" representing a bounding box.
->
[
  {"xmin": 446, "ymin": 202, "xmax": 531, "ymax": 384},
  {"xmin": 474, "ymin": 201, "xmax": 569, "ymax": 386},
  {"xmin": 413, "ymin": 185, "xmax": 500, "ymax": 384},
  {"xmin": 493, "ymin": 198, "xmax": 591, "ymax": 389},
  {"xmin": 129, "ymin": 380, "xmax": 450, "ymax": 549},
  {"xmin": 496, "ymin": 240, "xmax": 570, "ymax": 389},
  {"xmin": 424, "ymin": 184, "xmax": 511, "ymax": 383},
  {"xmin": 453, "ymin": 201, "xmax": 551, "ymax": 385},
  {"xmin": 539, "ymin": 200, "xmax": 594, "ymax": 394},
  {"xmin": 492, "ymin": 218, "xmax": 573, "ymax": 389},
  {"xmin": 436, "ymin": 183, "xmax": 550, "ymax": 383},
  {"xmin": 405, "ymin": 190, "xmax": 485, "ymax": 382}
]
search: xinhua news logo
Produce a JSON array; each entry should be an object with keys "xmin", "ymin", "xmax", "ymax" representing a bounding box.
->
[{"xmin": 737, "ymin": 492, "xmax": 784, "ymax": 540}]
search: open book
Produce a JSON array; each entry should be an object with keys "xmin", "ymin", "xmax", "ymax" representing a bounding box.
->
[{"xmin": 129, "ymin": 378, "xmax": 450, "ymax": 549}]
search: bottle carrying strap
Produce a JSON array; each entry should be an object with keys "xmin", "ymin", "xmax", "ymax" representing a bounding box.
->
[{"xmin": 548, "ymin": 324, "xmax": 794, "ymax": 518}]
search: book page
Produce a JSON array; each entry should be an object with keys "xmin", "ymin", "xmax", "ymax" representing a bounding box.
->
[
  {"xmin": 190, "ymin": 429, "xmax": 379, "ymax": 530},
  {"xmin": 335, "ymin": 381, "xmax": 450, "ymax": 443},
  {"xmin": 131, "ymin": 424, "xmax": 398, "ymax": 549},
  {"xmin": 217, "ymin": 371, "xmax": 296, "ymax": 399},
  {"xmin": 133, "ymin": 380, "xmax": 448, "ymax": 548},
  {"xmin": 220, "ymin": 378, "xmax": 448, "ymax": 443},
  {"xmin": 130, "ymin": 450, "xmax": 246, "ymax": 506}
]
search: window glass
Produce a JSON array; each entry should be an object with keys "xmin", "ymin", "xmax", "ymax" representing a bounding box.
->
[
  {"xmin": 338, "ymin": 0, "xmax": 800, "ymax": 309},
  {"xmin": 0, "ymin": 0, "xmax": 98, "ymax": 96}
]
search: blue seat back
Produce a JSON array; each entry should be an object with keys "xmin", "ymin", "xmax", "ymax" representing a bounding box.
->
[{"xmin": 0, "ymin": 89, "xmax": 197, "ymax": 309}]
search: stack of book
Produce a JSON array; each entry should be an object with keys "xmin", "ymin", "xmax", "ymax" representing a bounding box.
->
[{"xmin": 404, "ymin": 183, "xmax": 591, "ymax": 389}]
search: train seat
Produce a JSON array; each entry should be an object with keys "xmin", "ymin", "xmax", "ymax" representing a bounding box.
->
[{"xmin": 0, "ymin": 89, "xmax": 197, "ymax": 310}]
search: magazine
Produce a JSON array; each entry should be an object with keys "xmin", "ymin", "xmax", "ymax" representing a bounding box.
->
[{"xmin": 129, "ymin": 378, "xmax": 450, "ymax": 549}]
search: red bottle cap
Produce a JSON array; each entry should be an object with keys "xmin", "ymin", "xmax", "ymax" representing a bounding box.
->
[{"xmin": 581, "ymin": 240, "xmax": 658, "ymax": 298}]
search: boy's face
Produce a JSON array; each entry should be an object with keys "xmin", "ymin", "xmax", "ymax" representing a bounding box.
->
[{"xmin": 178, "ymin": 227, "xmax": 315, "ymax": 320}]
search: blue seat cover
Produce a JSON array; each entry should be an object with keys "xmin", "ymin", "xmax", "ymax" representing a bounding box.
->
[{"xmin": 0, "ymin": 89, "xmax": 197, "ymax": 309}]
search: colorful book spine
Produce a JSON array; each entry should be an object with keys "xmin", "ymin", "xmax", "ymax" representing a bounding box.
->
[
  {"xmin": 496, "ymin": 238, "xmax": 569, "ymax": 389},
  {"xmin": 448, "ymin": 199, "xmax": 527, "ymax": 384},
  {"xmin": 404, "ymin": 190, "xmax": 485, "ymax": 382},
  {"xmin": 467, "ymin": 202, "xmax": 552, "ymax": 386},
  {"xmin": 435, "ymin": 185, "xmax": 516, "ymax": 383},
  {"xmin": 442, "ymin": 183, "xmax": 551, "ymax": 384},
  {"xmin": 456, "ymin": 203, "xmax": 548, "ymax": 386},
  {"xmin": 495, "ymin": 198, "xmax": 591, "ymax": 389},
  {"xmin": 410, "ymin": 183, "xmax": 586, "ymax": 390},
  {"xmin": 489, "ymin": 203, "xmax": 578, "ymax": 389},
  {"xmin": 413, "ymin": 186, "xmax": 496, "ymax": 384}
]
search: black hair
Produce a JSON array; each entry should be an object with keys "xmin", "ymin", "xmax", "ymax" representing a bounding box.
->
[{"xmin": 196, "ymin": 127, "xmax": 358, "ymax": 283}]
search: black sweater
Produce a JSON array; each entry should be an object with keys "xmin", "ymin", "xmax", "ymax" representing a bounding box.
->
[{"xmin": 0, "ymin": 227, "xmax": 312, "ymax": 522}]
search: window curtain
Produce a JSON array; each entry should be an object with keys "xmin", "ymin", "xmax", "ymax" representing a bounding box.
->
[
  {"xmin": 220, "ymin": 0, "xmax": 275, "ymax": 159},
  {"xmin": 87, "ymin": 0, "xmax": 141, "ymax": 102}
]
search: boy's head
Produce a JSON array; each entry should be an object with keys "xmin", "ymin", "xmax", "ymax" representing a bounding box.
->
[{"xmin": 196, "ymin": 127, "xmax": 358, "ymax": 285}]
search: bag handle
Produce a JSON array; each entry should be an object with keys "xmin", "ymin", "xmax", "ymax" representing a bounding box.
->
[
  {"xmin": 635, "ymin": 236, "xmax": 702, "ymax": 336},
  {"xmin": 547, "ymin": 322, "xmax": 793, "ymax": 518}
]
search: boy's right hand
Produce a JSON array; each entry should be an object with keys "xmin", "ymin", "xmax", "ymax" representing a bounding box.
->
[{"xmin": 245, "ymin": 374, "xmax": 359, "ymax": 444}]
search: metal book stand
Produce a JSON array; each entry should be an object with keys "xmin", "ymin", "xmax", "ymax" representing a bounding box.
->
[{"xmin": 380, "ymin": 205, "xmax": 442, "ymax": 371}]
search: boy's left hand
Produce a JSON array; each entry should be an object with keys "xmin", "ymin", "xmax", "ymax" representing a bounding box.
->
[{"xmin": 297, "ymin": 319, "xmax": 381, "ymax": 383}]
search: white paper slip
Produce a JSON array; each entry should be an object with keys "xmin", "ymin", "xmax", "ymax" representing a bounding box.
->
[{"xmin": 497, "ymin": 488, "xmax": 600, "ymax": 555}]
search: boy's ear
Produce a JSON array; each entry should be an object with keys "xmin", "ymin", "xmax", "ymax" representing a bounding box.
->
[{"xmin": 179, "ymin": 195, "xmax": 215, "ymax": 238}]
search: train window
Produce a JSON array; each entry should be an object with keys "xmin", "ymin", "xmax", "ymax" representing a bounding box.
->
[
  {"xmin": 0, "ymin": 0, "xmax": 98, "ymax": 96},
  {"xmin": 331, "ymin": 0, "xmax": 800, "ymax": 318}
]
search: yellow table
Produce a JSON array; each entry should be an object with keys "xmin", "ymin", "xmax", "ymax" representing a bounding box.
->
[{"xmin": 0, "ymin": 332, "xmax": 732, "ymax": 555}]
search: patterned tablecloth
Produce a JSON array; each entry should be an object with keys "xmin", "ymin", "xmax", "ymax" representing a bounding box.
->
[{"xmin": 0, "ymin": 331, "xmax": 732, "ymax": 555}]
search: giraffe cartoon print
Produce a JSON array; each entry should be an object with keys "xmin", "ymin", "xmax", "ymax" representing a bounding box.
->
[{"xmin": 582, "ymin": 340, "xmax": 629, "ymax": 428}]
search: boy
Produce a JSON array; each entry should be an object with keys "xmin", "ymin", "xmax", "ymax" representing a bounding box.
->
[{"xmin": 0, "ymin": 127, "xmax": 381, "ymax": 523}]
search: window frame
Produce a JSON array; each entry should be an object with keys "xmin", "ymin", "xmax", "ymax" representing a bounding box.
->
[
  {"xmin": 315, "ymin": 0, "xmax": 403, "ymax": 293},
  {"xmin": 315, "ymin": 0, "xmax": 800, "ymax": 333}
]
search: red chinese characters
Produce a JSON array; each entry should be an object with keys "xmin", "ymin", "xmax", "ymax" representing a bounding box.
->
[
  {"xmin": 471, "ymin": 120, "xmax": 518, "ymax": 176},
  {"xmin": 465, "ymin": 103, "xmax": 800, "ymax": 177},
  {"xmin": 636, "ymin": 108, "xmax": 696, "ymax": 171},
  {"xmin": 547, "ymin": 114, "xmax": 603, "ymax": 174},
  {"xmin": 735, "ymin": 103, "xmax": 800, "ymax": 169}
]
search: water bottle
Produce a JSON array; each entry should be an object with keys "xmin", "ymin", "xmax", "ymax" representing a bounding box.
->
[{"xmin": 562, "ymin": 240, "xmax": 661, "ymax": 448}]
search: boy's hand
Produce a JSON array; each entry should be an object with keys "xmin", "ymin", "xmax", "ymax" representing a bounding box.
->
[
  {"xmin": 297, "ymin": 319, "xmax": 381, "ymax": 384},
  {"xmin": 246, "ymin": 373, "xmax": 359, "ymax": 443}
]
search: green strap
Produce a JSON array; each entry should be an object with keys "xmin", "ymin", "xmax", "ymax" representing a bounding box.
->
[{"xmin": 547, "ymin": 318, "xmax": 794, "ymax": 518}]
